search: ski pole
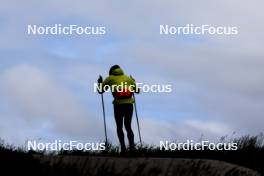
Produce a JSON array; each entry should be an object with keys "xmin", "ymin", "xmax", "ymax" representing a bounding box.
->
[
  {"xmin": 99, "ymin": 75, "xmax": 108, "ymax": 144},
  {"xmin": 133, "ymin": 93, "xmax": 142, "ymax": 146},
  {"xmin": 101, "ymin": 93, "xmax": 108, "ymax": 144}
]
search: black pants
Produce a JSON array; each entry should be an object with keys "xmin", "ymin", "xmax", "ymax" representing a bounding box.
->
[{"xmin": 114, "ymin": 104, "xmax": 134, "ymax": 150}]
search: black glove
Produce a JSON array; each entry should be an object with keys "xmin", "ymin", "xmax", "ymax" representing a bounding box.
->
[
  {"xmin": 97, "ymin": 75, "xmax": 103, "ymax": 94},
  {"xmin": 130, "ymin": 75, "xmax": 135, "ymax": 81},
  {"xmin": 98, "ymin": 75, "xmax": 103, "ymax": 84}
]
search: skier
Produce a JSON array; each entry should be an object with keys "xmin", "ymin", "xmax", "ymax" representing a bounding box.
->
[{"xmin": 98, "ymin": 65, "xmax": 140, "ymax": 154}]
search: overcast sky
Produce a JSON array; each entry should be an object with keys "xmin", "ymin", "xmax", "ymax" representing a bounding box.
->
[{"xmin": 0, "ymin": 0, "xmax": 263, "ymax": 146}]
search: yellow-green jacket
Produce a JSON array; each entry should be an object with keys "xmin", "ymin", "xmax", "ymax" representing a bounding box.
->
[{"xmin": 101, "ymin": 67, "xmax": 139, "ymax": 104}]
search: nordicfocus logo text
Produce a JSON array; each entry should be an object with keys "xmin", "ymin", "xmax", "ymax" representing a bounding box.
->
[
  {"xmin": 94, "ymin": 82, "xmax": 172, "ymax": 93},
  {"xmin": 26, "ymin": 140, "xmax": 106, "ymax": 151},
  {"xmin": 27, "ymin": 24, "xmax": 106, "ymax": 35},
  {"xmin": 160, "ymin": 140, "xmax": 238, "ymax": 151},
  {"xmin": 160, "ymin": 24, "xmax": 238, "ymax": 35}
]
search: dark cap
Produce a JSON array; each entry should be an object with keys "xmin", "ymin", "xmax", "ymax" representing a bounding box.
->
[{"xmin": 109, "ymin": 65, "xmax": 120, "ymax": 75}]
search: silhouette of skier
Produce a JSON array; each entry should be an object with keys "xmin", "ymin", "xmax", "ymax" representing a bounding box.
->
[{"xmin": 98, "ymin": 65, "xmax": 140, "ymax": 154}]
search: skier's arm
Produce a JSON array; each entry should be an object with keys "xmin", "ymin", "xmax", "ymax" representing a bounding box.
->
[
  {"xmin": 130, "ymin": 76, "xmax": 140, "ymax": 94},
  {"xmin": 100, "ymin": 77, "xmax": 111, "ymax": 93},
  {"xmin": 134, "ymin": 81, "xmax": 140, "ymax": 94},
  {"xmin": 97, "ymin": 76, "xmax": 111, "ymax": 94}
]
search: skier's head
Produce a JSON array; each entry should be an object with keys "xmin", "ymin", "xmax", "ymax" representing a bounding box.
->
[{"xmin": 109, "ymin": 65, "xmax": 121, "ymax": 75}]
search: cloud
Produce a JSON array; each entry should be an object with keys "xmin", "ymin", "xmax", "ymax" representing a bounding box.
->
[
  {"xmin": 122, "ymin": 40, "xmax": 264, "ymax": 135},
  {"xmin": 0, "ymin": 64, "xmax": 108, "ymax": 144},
  {"xmin": 0, "ymin": 0, "xmax": 264, "ymax": 145},
  {"xmin": 185, "ymin": 120, "xmax": 232, "ymax": 136},
  {"xmin": 138, "ymin": 117, "xmax": 234, "ymax": 145}
]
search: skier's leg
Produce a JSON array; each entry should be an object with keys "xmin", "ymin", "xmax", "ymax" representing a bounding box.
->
[
  {"xmin": 114, "ymin": 104, "xmax": 126, "ymax": 150},
  {"xmin": 124, "ymin": 104, "xmax": 134, "ymax": 150}
]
